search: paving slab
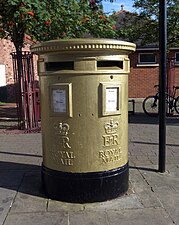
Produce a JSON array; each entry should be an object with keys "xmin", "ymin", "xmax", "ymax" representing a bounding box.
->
[
  {"xmin": 156, "ymin": 191, "xmax": 179, "ymax": 224},
  {"xmin": 129, "ymin": 168, "xmax": 162, "ymax": 208},
  {"xmin": 0, "ymin": 134, "xmax": 42, "ymax": 167},
  {"xmin": 10, "ymin": 193, "xmax": 47, "ymax": 214},
  {"xmin": 47, "ymin": 184, "xmax": 143, "ymax": 212},
  {"xmin": 48, "ymin": 200, "xmax": 85, "ymax": 212},
  {"xmin": 69, "ymin": 211, "xmax": 108, "ymax": 225},
  {"xmin": 139, "ymin": 165, "xmax": 179, "ymax": 224},
  {"xmin": 106, "ymin": 208, "xmax": 174, "ymax": 225},
  {"xmin": 3, "ymin": 212, "xmax": 68, "ymax": 225},
  {"xmin": 83, "ymin": 194, "xmax": 143, "ymax": 211},
  {"xmin": 9, "ymin": 171, "xmax": 47, "ymax": 214},
  {"xmin": 140, "ymin": 165, "xmax": 179, "ymax": 192},
  {"xmin": 0, "ymin": 188, "xmax": 16, "ymax": 225}
]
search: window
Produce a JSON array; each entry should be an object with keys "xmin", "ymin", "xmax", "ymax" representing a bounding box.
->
[
  {"xmin": 138, "ymin": 53, "xmax": 156, "ymax": 64},
  {"xmin": 175, "ymin": 53, "xmax": 179, "ymax": 64},
  {"xmin": 0, "ymin": 64, "xmax": 6, "ymax": 87}
]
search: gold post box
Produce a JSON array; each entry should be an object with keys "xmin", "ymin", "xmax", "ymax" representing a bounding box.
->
[{"xmin": 31, "ymin": 39, "xmax": 136, "ymax": 203}]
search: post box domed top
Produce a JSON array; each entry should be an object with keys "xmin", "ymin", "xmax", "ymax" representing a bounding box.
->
[{"xmin": 31, "ymin": 38, "xmax": 136, "ymax": 54}]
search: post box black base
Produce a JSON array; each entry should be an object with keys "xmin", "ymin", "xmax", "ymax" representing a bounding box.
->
[{"xmin": 41, "ymin": 163, "xmax": 129, "ymax": 203}]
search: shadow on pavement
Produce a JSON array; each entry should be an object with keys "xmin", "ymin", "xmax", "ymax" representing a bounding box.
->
[
  {"xmin": 0, "ymin": 150, "xmax": 42, "ymax": 158},
  {"xmin": 131, "ymin": 140, "xmax": 179, "ymax": 147},
  {"xmin": 128, "ymin": 113, "xmax": 159, "ymax": 124},
  {"xmin": 129, "ymin": 165, "xmax": 158, "ymax": 173},
  {"xmin": 0, "ymin": 161, "xmax": 46, "ymax": 199},
  {"xmin": 129, "ymin": 113, "xmax": 179, "ymax": 125},
  {"xmin": 0, "ymin": 160, "xmax": 160, "ymax": 199}
]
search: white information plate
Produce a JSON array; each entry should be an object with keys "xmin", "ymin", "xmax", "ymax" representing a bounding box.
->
[
  {"xmin": 106, "ymin": 87, "xmax": 118, "ymax": 112},
  {"xmin": 52, "ymin": 89, "xmax": 66, "ymax": 113}
]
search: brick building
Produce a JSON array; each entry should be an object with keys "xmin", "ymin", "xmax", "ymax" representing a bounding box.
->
[
  {"xmin": 129, "ymin": 47, "xmax": 179, "ymax": 98},
  {"xmin": 0, "ymin": 38, "xmax": 179, "ymax": 101},
  {"xmin": 0, "ymin": 38, "xmax": 37, "ymax": 102},
  {"xmin": 0, "ymin": 39, "xmax": 16, "ymax": 86}
]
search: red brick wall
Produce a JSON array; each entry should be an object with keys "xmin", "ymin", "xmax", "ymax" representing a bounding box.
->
[
  {"xmin": 128, "ymin": 50, "xmax": 159, "ymax": 98},
  {"xmin": 129, "ymin": 49, "xmax": 179, "ymax": 98},
  {"xmin": 168, "ymin": 51, "xmax": 179, "ymax": 96}
]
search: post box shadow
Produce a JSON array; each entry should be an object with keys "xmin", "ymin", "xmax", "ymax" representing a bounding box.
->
[{"xmin": 0, "ymin": 161, "xmax": 46, "ymax": 198}]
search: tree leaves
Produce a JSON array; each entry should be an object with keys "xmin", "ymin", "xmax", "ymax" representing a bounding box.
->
[
  {"xmin": 113, "ymin": 0, "xmax": 179, "ymax": 47},
  {"xmin": 0, "ymin": 0, "xmax": 117, "ymax": 51}
]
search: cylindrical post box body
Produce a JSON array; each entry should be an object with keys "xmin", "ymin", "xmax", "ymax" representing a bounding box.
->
[{"xmin": 31, "ymin": 39, "xmax": 136, "ymax": 203}]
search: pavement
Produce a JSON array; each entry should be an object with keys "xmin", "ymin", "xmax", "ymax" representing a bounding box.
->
[{"xmin": 0, "ymin": 101, "xmax": 179, "ymax": 225}]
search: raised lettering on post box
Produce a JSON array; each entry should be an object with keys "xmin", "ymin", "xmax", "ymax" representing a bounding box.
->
[{"xmin": 99, "ymin": 119, "xmax": 122, "ymax": 164}]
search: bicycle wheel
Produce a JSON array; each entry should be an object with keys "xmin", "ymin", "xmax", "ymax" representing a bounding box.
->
[
  {"xmin": 174, "ymin": 96, "xmax": 179, "ymax": 114},
  {"xmin": 143, "ymin": 96, "xmax": 159, "ymax": 116}
]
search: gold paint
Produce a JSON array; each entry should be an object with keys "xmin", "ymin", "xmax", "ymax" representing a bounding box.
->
[
  {"xmin": 61, "ymin": 158, "xmax": 73, "ymax": 166},
  {"xmin": 104, "ymin": 119, "xmax": 119, "ymax": 134},
  {"xmin": 53, "ymin": 122, "xmax": 71, "ymax": 149},
  {"xmin": 60, "ymin": 151, "xmax": 75, "ymax": 166},
  {"xmin": 60, "ymin": 151, "xmax": 75, "ymax": 159},
  {"xmin": 54, "ymin": 123, "xmax": 70, "ymax": 135},
  {"xmin": 103, "ymin": 134, "xmax": 119, "ymax": 147},
  {"xmin": 99, "ymin": 147, "xmax": 122, "ymax": 165},
  {"xmin": 31, "ymin": 39, "xmax": 136, "ymax": 173},
  {"xmin": 59, "ymin": 137, "xmax": 71, "ymax": 149},
  {"xmin": 31, "ymin": 39, "xmax": 136, "ymax": 54}
]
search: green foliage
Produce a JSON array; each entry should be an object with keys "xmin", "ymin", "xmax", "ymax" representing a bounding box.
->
[
  {"xmin": 31, "ymin": 0, "xmax": 116, "ymax": 41},
  {"xmin": 113, "ymin": 0, "xmax": 179, "ymax": 47},
  {"xmin": 0, "ymin": 0, "xmax": 117, "ymax": 51},
  {"xmin": 0, "ymin": 0, "xmax": 51, "ymax": 50}
]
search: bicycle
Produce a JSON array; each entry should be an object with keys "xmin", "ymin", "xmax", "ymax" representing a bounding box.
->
[{"xmin": 142, "ymin": 85, "xmax": 179, "ymax": 116}]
